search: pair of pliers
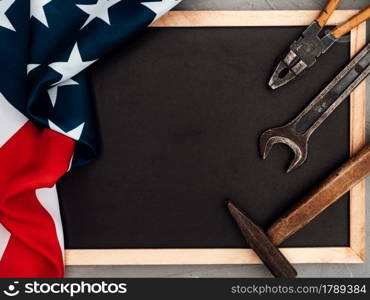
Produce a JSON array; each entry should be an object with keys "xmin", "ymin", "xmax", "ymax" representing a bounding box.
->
[{"xmin": 269, "ymin": 0, "xmax": 370, "ymax": 89}]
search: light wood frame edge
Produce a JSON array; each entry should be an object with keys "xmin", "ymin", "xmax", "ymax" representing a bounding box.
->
[
  {"xmin": 349, "ymin": 22, "xmax": 366, "ymax": 262},
  {"xmin": 66, "ymin": 248, "xmax": 363, "ymax": 265},
  {"xmin": 65, "ymin": 11, "xmax": 366, "ymax": 266},
  {"xmin": 150, "ymin": 10, "xmax": 360, "ymax": 27}
]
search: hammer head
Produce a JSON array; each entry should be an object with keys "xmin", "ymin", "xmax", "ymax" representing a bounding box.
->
[
  {"xmin": 259, "ymin": 124, "xmax": 308, "ymax": 173},
  {"xmin": 227, "ymin": 201, "xmax": 297, "ymax": 278}
]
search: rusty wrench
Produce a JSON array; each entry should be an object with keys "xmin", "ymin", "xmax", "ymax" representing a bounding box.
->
[{"xmin": 260, "ymin": 43, "xmax": 370, "ymax": 173}]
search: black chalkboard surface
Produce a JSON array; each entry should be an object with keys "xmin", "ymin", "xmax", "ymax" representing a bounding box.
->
[{"xmin": 58, "ymin": 27, "xmax": 351, "ymax": 249}]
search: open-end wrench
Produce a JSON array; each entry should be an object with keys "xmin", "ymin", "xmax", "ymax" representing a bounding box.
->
[{"xmin": 260, "ymin": 43, "xmax": 370, "ymax": 173}]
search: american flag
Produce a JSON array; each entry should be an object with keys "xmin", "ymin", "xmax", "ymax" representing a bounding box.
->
[{"xmin": 0, "ymin": 0, "xmax": 181, "ymax": 277}]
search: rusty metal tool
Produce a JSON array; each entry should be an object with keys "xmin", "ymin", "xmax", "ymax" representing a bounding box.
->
[
  {"xmin": 269, "ymin": 0, "xmax": 370, "ymax": 89},
  {"xmin": 227, "ymin": 202, "xmax": 297, "ymax": 278},
  {"xmin": 260, "ymin": 42, "xmax": 370, "ymax": 172},
  {"xmin": 228, "ymin": 142, "xmax": 370, "ymax": 276},
  {"xmin": 267, "ymin": 142, "xmax": 370, "ymax": 245}
]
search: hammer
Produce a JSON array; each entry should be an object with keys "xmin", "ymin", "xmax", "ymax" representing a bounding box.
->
[{"xmin": 228, "ymin": 143, "xmax": 370, "ymax": 277}]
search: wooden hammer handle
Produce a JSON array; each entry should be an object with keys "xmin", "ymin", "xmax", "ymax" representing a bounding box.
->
[
  {"xmin": 330, "ymin": 5, "xmax": 370, "ymax": 38},
  {"xmin": 316, "ymin": 0, "xmax": 341, "ymax": 27},
  {"xmin": 267, "ymin": 143, "xmax": 370, "ymax": 246}
]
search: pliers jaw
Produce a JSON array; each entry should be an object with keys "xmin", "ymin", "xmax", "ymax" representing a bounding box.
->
[
  {"xmin": 268, "ymin": 50, "xmax": 307, "ymax": 90},
  {"xmin": 269, "ymin": 21, "xmax": 337, "ymax": 89}
]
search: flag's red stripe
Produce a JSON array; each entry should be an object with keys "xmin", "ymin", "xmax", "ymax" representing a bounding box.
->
[{"xmin": 0, "ymin": 121, "xmax": 74, "ymax": 277}]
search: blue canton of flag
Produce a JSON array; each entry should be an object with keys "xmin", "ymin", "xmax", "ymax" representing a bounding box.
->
[{"xmin": 1, "ymin": 0, "xmax": 181, "ymax": 166}]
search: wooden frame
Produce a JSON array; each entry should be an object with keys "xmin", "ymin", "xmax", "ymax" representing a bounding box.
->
[{"xmin": 65, "ymin": 11, "xmax": 366, "ymax": 265}]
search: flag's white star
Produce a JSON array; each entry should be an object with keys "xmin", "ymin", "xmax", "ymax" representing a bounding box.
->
[
  {"xmin": 49, "ymin": 43, "xmax": 97, "ymax": 86},
  {"xmin": 0, "ymin": 0, "xmax": 16, "ymax": 31},
  {"xmin": 27, "ymin": 63, "xmax": 40, "ymax": 74},
  {"xmin": 48, "ymin": 79, "xmax": 79, "ymax": 107},
  {"xmin": 30, "ymin": 0, "xmax": 52, "ymax": 27},
  {"xmin": 76, "ymin": 0, "xmax": 122, "ymax": 29},
  {"xmin": 48, "ymin": 120, "xmax": 85, "ymax": 141},
  {"xmin": 141, "ymin": 0, "xmax": 180, "ymax": 22}
]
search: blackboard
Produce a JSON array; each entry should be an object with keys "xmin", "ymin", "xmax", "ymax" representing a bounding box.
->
[{"xmin": 58, "ymin": 25, "xmax": 354, "ymax": 252}]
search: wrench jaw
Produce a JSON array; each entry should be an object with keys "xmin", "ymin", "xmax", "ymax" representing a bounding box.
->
[
  {"xmin": 259, "ymin": 127, "xmax": 308, "ymax": 173},
  {"xmin": 285, "ymin": 142, "xmax": 307, "ymax": 173}
]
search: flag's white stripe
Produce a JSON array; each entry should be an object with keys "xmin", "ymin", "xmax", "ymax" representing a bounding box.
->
[
  {"xmin": 0, "ymin": 223, "xmax": 11, "ymax": 260},
  {"xmin": 36, "ymin": 186, "xmax": 64, "ymax": 258},
  {"xmin": 0, "ymin": 93, "xmax": 28, "ymax": 261},
  {"xmin": 0, "ymin": 93, "xmax": 28, "ymax": 147},
  {"xmin": 0, "ymin": 92, "xmax": 65, "ymax": 264}
]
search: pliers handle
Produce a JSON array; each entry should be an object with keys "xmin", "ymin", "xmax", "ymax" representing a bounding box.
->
[
  {"xmin": 316, "ymin": 0, "xmax": 341, "ymax": 28},
  {"xmin": 316, "ymin": 0, "xmax": 370, "ymax": 38},
  {"xmin": 331, "ymin": 5, "xmax": 370, "ymax": 38}
]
